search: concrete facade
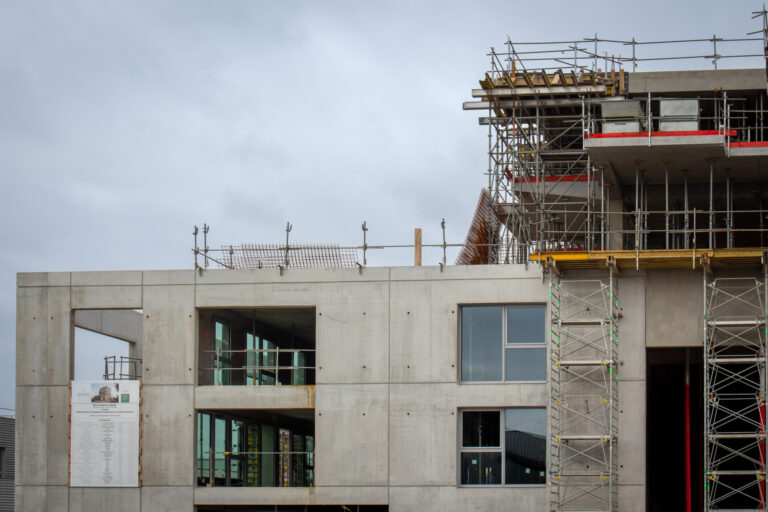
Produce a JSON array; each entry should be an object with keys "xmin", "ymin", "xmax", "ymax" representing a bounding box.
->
[{"xmin": 14, "ymin": 264, "xmax": 728, "ymax": 511}]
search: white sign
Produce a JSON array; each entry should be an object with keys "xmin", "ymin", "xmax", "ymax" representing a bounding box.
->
[{"xmin": 70, "ymin": 380, "xmax": 140, "ymax": 487}]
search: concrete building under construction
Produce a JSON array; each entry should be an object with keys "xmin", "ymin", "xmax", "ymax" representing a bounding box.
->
[{"xmin": 14, "ymin": 16, "xmax": 768, "ymax": 512}]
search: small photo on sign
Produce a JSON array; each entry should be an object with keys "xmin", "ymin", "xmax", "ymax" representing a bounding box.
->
[{"xmin": 91, "ymin": 383, "xmax": 119, "ymax": 403}]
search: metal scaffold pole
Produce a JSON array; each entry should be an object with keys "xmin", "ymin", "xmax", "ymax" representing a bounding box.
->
[
  {"xmin": 549, "ymin": 263, "xmax": 619, "ymax": 511},
  {"xmin": 704, "ymin": 268, "xmax": 768, "ymax": 510}
]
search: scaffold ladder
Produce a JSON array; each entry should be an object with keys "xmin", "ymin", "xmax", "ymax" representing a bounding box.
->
[
  {"xmin": 550, "ymin": 268, "xmax": 619, "ymax": 511},
  {"xmin": 704, "ymin": 268, "xmax": 768, "ymax": 511}
]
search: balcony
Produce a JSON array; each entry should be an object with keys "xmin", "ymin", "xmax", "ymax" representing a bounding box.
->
[{"xmin": 198, "ymin": 307, "xmax": 316, "ymax": 387}]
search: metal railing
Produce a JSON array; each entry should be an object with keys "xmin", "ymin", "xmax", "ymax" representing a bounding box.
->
[
  {"xmin": 202, "ymin": 348, "xmax": 315, "ymax": 386},
  {"xmin": 486, "ymin": 30, "xmax": 767, "ymax": 77},
  {"xmin": 199, "ymin": 449, "xmax": 315, "ymax": 488},
  {"xmin": 103, "ymin": 355, "xmax": 142, "ymax": 380}
]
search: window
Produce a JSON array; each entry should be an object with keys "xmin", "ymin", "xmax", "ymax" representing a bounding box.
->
[
  {"xmin": 0, "ymin": 447, "xmax": 4, "ymax": 477},
  {"xmin": 214, "ymin": 321, "xmax": 232, "ymax": 386},
  {"xmin": 197, "ymin": 411, "xmax": 314, "ymax": 488},
  {"xmin": 198, "ymin": 308, "xmax": 316, "ymax": 386},
  {"xmin": 461, "ymin": 305, "xmax": 546, "ymax": 382},
  {"xmin": 460, "ymin": 409, "xmax": 546, "ymax": 485}
]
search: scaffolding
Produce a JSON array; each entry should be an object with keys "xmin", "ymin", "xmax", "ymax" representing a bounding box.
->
[
  {"xmin": 704, "ymin": 270, "xmax": 768, "ymax": 510},
  {"xmin": 465, "ymin": 25, "xmax": 768, "ymax": 265},
  {"xmin": 550, "ymin": 266, "xmax": 619, "ymax": 511}
]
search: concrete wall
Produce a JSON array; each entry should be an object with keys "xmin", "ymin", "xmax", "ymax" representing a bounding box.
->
[
  {"xmin": 16, "ymin": 264, "xmax": 700, "ymax": 511},
  {"xmin": 628, "ymin": 68, "xmax": 766, "ymax": 94}
]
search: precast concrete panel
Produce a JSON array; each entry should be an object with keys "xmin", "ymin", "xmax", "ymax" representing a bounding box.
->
[
  {"xmin": 141, "ymin": 385, "xmax": 194, "ymax": 486},
  {"xmin": 141, "ymin": 486, "xmax": 193, "ymax": 512},
  {"xmin": 15, "ymin": 284, "xmax": 73, "ymax": 387},
  {"xmin": 194, "ymin": 485, "xmax": 388, "ymax": 506},
  {"xmin": 316, "ymin": 282, "xmax": 389, "ymax": 384},
  {"xmin": 427, "ymin": 288, "xmax": 459, "ymax": 383},
  {"xmin": 16, "ymin": 287, "xmax": 50, "ymax": 386},
  {"xmin": 142, "ymin": 270, "xmax": 195, "ymax": 286},
  {"xmin": 195, "ymin": 282, "xmax": 343, "ymax": 308},
  {"xmin": 14, "ymin": 485, "xmax": 68, "ymax": 512},
  {"xmin": 389, "ymin": 383, "xmax": 457, "ymax": 486},
  {"xmin": 455, "ymin": 383, "xmax": 547, "ymax": 407},
  {"xmin": 142, "ymin": 285, "xmax": 195, "ymax": 385},
  {"xmin": 315, "ymin": 384, "xmax": 388, "ymax": 486},
  {"xmin": 618, "ymin": 380, "xmax": 646, "ymax": 487},
  {"xmin": 71, "ymin": 271, "xmax": 143, "ymax": 287},
  {"xmin": 389, "ymin": 281, "xmax": 431, "ymax": 383},
  {"xmin": 195, "ymin": 385, "xmax": 315, "ymax": 410},
  {"xmin": 68, "ymin": 487, "xmax": 140, "ymax": 512},
  {"xmin": 618, "ymin": 483, "xmax": 645, "ymax": 512},
  {"xmin": 388, "ymin": 486, "xmax": 430, "ymax": 511},
  {"xmin": 17, "ymin": 272, "xmax": 70, "ymax": 288},
  {"xmin": 646, "ymin": 269, "xmax": 703, "ymax": 347},
  {"xmin": 71, "ymin": 286, "xmax": 142, "ymax": 310},
  {"xmin": 618, "ymin": 275, "xmax": 646, "ymax": 380},
  {"xmin": 14, "ymin": 385, "xmax": 69, "ymax": 486},
  {"xmin": 419, "ymin": 485, "xmax": 547, "ymax": 512},
  {"xmin": 430, "ymin": 275, "xmax": 546, "ymax": 306}
]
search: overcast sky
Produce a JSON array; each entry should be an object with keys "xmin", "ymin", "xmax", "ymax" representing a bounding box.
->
[{"xmin": 1, "ymin": 0, "xmax": 764, "ymax": 414}]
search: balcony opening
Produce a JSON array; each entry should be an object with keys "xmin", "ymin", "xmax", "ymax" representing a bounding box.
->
[
  {"xmin": 198, "ymin": 307, "xmax": 315, "ymax": 386},
  {"xmin": 196, "ymin": 409, "xmax": 314, "ymax": 488}
]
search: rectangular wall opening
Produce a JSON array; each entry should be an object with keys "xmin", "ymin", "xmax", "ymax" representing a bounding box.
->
[
  {"xmin": 646, "ymin": 348, "xmax": 703, "ymax": 512},
  {"xmin": 196, "ymin": 409, "xmax": 314, "ymax": 488},
  {"xmin": 73, "ymin": 309, "xmax": 143, "ymax": 381},
  {"xmin": 197, "ymin": 308, "xmax": 315, "ymax": 386}
]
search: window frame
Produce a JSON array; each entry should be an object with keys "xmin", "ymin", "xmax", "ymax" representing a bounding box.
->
[
  {"xmin": 458, "ymin": 407, "xmax": 547, "ymax": 487},
  {"xmin": 195, "ymin": 411, "xmax": 315, "ymax": 488},
  {"xmin": 459, "ymin": 303, "xmax": 547, "ymax": 384},
  {"xmin": 212, "ymin": 319, "xmax": 233, "ymax": 386}
]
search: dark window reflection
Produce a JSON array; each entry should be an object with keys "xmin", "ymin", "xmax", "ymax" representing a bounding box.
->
[
  {"xmin": 461, "ymin": 452, "xmax": 502, "ymax": 485},
  {"xmin": 462, "ymin": 410, "xmax": 500, "ymax": 447},
  {"xmin": 505, "ymin": 408, "xmax": 546, "ymax": 484}
]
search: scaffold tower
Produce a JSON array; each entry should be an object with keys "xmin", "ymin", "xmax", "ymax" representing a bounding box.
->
[
  {"xmin": 704, "ymin": 269, "xmax": 768, "ymax": 510},
  {"xmin": 550, "ymin": 267, "xmax": 619, "ymax": 511}
]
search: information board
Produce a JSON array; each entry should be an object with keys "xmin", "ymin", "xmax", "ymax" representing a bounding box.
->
[{"xmin": 70, "ymin": 380, "xmax": 140, "ymax": 487}]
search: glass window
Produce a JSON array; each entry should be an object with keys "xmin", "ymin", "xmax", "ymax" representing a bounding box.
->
[
  {"xmin": 461, "ymin": 305, "xmax": 546, "ymax": 383},
  {"xmin": 246, "ymin": 333, "xmax": 259, "ymax": 386},
  {"xmin": 246, "ymin": 424, "xmax": 260, "ymax": 486},
  {"xmin": 505, "ymin": 347, "xmax": 546, "ymax": 381},
  {"xmin": 461, "ymin": 306, "xmax": 503, "ymax": 381},
  {"xmin": 261, "ymin": 424, "xmax": 276, "ymax": 487},
  {"xmin": 462, "ymin": 411, "xmax": 500, "ymax": 447},
  {"xmin": 507, "ymin": 306, "xmax": 546, "ymax": 344},
  {"xmin": 460, "ymin": 408, "xmax": 546, "ymax": 486},
  {"xmin": 230, "ymin": 420, "xmax": 245, "ymax": 486},
  {"xmin": 460, "ymin": 452, "xmax": 502, "ymax": 485},
  {"xmin": 196, "ymin": 413, "xmax": 211, "ymax": 485},
  {"xmin": 214, "ymin": 321, "xmax": 231, "ymax": 386},
  {"xmin": 505, "ymin": 408, "xmax": 546, "ymax": 484},
  {"xmin": 214, "ymin": 417, "xmax": 227, "ymax": 483}
]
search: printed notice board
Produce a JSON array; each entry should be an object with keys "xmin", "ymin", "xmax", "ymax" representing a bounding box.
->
[{"xmin": 70, "ymin": 380, "xmax": 140, "ymax": 487}]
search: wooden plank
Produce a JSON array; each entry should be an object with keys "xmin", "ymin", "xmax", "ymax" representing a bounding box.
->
[{"xmin": 619, "ymin": 69, "xmax": 626, "ymax": 95}]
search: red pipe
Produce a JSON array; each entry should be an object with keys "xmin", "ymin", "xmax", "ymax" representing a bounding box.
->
[{"xmin": 685, "ymin": 382, "xmax": 691, "ymax": 512}]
